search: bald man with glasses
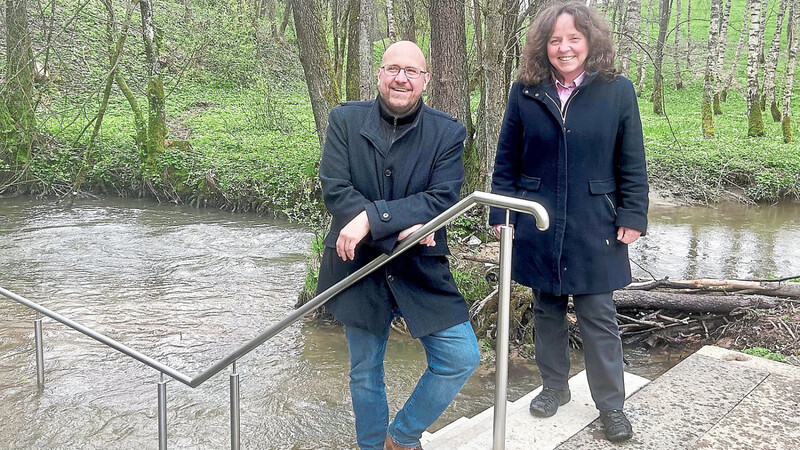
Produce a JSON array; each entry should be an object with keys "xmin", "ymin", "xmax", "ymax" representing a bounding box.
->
[{"xmin": 316, "ymin": 41, "xmax": 479, "ymax": 450}]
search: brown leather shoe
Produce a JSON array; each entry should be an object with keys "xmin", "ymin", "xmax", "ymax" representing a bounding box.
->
[{"xmin": 384, "ymin": 434, "xmax": 423, "ymax": 450}]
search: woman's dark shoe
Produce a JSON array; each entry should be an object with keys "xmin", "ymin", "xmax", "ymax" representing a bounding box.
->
[
  {"xmin": 529, "ymin": 387, "xmax": 571, "ymax": 417},
  {"xmin": 599, "ymin": 409, "xmax": 633, "ymax": 442}
]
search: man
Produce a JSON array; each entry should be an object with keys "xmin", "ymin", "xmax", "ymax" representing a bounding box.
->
[{"xmin": 316, "ymin": 41, "xmax": 480, "ymax": 450}]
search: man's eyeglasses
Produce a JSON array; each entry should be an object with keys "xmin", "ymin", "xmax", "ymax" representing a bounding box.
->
[{"xmin": 380, "ymin": 65, "xmax": 427, "ymax": 79}]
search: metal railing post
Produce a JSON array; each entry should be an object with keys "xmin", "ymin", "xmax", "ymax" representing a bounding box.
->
[
  {"xmin": 158, "ymin": 373, "xmax": 168, "ymax": 450},
  {"xmin": 34, "ymin": 317, "xmax": 45, "ymax": 387},
  {"xmin": 492, "ymin": 212, "xmax": 514, "ymax": 450},
  {"xmin": 230, "ymin": 362, "xmax": 240, "ymax": 450}
]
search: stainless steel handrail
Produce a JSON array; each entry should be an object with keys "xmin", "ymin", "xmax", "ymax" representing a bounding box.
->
[{"xmin": 1, "ymin": 190, "xmax": 548, "ymax": 449}]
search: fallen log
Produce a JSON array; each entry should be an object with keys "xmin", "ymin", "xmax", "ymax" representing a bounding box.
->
[
  {"xmin": 613, "ymin": 290, "xmax": 782, "ymax": 313},
  {"xmin": 627, "ymin": 277, "xmax": 800, "ymax": 299}
]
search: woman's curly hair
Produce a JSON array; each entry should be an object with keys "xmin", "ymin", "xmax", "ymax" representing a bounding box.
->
[{"xmin": 517, "ymin": 1, "xmax": 618, "ymax": 86}]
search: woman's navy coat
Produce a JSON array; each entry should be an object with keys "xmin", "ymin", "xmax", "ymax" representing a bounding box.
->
[
  {"xmin": 490, "ymin": 74, "xmax": 649, "ymax": 296},
  {"xmin": 316, "ymin": 99, "xmax": 469, "ymax": 338}
]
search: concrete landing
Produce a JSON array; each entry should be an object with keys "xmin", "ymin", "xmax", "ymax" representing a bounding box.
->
[{"xmin": 422, "ymin": 346, "xmax": 800, "ymax": 449}]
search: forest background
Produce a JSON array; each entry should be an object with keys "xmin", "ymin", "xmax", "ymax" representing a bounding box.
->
[{"xmin": 2, "ymin": 0, "xmax": 800, "ymax": 293}]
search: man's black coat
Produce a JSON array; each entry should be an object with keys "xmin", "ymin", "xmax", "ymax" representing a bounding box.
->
[{"xmin": 316, "ymin": 99, "xmax": 469, "ymax": 338}]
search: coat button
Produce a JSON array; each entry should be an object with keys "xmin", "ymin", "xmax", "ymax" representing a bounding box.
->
[
  {"xmin": 524, "ymin": 89, "xmax": 529, "ymax": 94},
  {"xmin": 384, "ymin": 169, "xmax": 392, "ymax": 177},
  {"xmin": 382, "ymin": 212, "xmax": 390, "ymax": 219},
  {"xmin": 534, "ymin": 93, "xmax": 539, "ymax": 97},
  {"xmin": 387, "ymin": 275, "xmax": 395, "ymax": 282},
  {"xmin": 563, "ymin": 267, "xmax": 568, "ymax": 271}
]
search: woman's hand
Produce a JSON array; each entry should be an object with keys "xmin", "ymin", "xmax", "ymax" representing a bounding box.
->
[
  {"xmin": 492, "ymin": 223, "xmax": 514, "ymax": 239},
  {"xmin": 616, "ymin": 226, "xmax": 641, "ymax": 244}
]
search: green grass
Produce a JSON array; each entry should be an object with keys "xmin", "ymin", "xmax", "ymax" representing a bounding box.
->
[{"xmin": 741, "ymin": 346, "xmax": 786, "ymax": 362}]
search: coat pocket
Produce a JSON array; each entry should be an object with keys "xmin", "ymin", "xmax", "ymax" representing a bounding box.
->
[
  {"xmin": 517, "ymin": 174, "xmax": 542, "ymax": 195},
  {"xmin": 589, "ymin": 178, "xmax": 617, "ymax": 218}
]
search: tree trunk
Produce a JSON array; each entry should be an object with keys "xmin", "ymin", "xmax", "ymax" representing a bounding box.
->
[
  {"xmin": 620, "ymin": 0, "xmax": 642, "ymax": 77},
  {"xmin": 358, "ymin": 0, "xmax": 376, "ymax": 100},
  {"xmin": 346, "ymin": 0, "xmax": 361, "ymax": 101},
  {"xmin": 3, "ymin": 0, "xmax": 37, "ymax": 164},
  {"xmin": 331, "ymin": 0, "xmax": 346, "ymax": 93},
  {"xmin": 292, "ymin": 0, "xmax": 341, "ymax": 146},
  {"xmin": 762, "ymin": 0, "xmax": 788, "ymax": 122},
  {"xmin": 70, "ymin": 0, "xmax": 138, "ymax": 198},
  {"xmin": 721, "ymin": 0, "xmax": 749, "ymax": 102},
  {"xmin": 674, "ymin": 0, "xmax": 683, "ymax": 89},
  {"xmin": 399, "ymin": 0, "xmax": 416, "ymax": 42},
  {"xmin": 482, "ymin": 0, "xmax": 509, "ymax": 197},
  {"xmin": 139, "ymin": 0, "xmax": 167, "ymax": 170},
  {"xmin": 429, "ymin": 0, "xmax": 474, "ymax": 193},
  {"xmin": 758, "ymin": 0, "xmax": 769, "ymax": 65},
  {"xmin": 702, "ymin": 0, "xmax": 722, "ymax": 138},
  {"xmin": 103, "ymin": 0, "xmax": 143, "ymax": 153},
  {"xmin": 782, "ymin": 0, "xmax": 799, "ymax": 143},
  {"xmin": 651, "ymin": 0, "xmax": 671, "ymax": 115},
  {"xmin": 638, "ymin": 0, "xmax": 657, "ymax": 95},
  {"xmin": 386, "ymin": 0, "xmax": 397, "ymax": 43},
  {"xmin": 614, "ymin": 290, "xmax": 782, "ymax": 313},
  {"xmin": 713, "ymin": 0, "xmax": 732, "ymax": 113},
  {"xmin": 746, "ymin": 0, "xmax": 765, "ymax": 137},
  {"xmin": 471, "ymin": 0, "xmax": 486, "ymax": 197},
  {"xmin": 279, "ymin": 0, "xmax": 292, "ymax": 37},
  {"xmin": 686, "ymin": 0, "xmax": 692, "ymax": 66}
]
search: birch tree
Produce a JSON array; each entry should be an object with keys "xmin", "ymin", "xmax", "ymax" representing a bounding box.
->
[
  {"xmin": 702, "ymin": 0, "xmax": 722, "ymax": 137},
  {"xmin": 713, "ymin": 0, "xmax": 732, "ymax": 113},
  {"xmin": 763, "ymin": 0, "xmax": 788, "ymax": 121},
  {"xmin": 721, "ymin": 0, "xmax": 749, "ymax": 102},
  {"xmin": 619, "ymin": 0, "xmax": 642, "ymax": 77},
  {"xmin": 387, "ymin": 0, "xmax": 397, "ymax": 43},
  {"xmin": 782, "ymin": 0, "xmax": 799, "ymax": 143},
  {"xmin": 746, "ymin": 0, "xmax": 765, "ymax": 137},
  {"xmin": 674, "ymin": 0, "xmax": 684, "ymax": 89},
  {"xmin": 638, "ymin": 0, "xmax": 657, "ymax": 94},
  {"xmin": 686, "ymin": 0, "xmax": 692, "ymax": 65},
  {"xmin": 651, "ymin": 0, "xmax": 671, "ymax": 114}
]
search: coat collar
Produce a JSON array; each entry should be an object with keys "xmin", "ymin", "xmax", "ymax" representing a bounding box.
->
[
  {"xmin": 521, "ymin": 72, "xmax": 599, "ymax": 122},
  {"xmin": 360, "ymin": 97, "xmax": 425, "ymax": 156},
  {"xmin": 524, "ymin": 71, "xmax": 599, "ymax": 101}
]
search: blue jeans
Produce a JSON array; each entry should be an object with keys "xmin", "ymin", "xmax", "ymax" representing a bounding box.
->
[{"xmin": 345, "ymin": 321, "xmax": 480, "ymax": 449}]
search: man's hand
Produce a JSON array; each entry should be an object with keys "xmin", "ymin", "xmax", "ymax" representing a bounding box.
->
[
  {"xmin": 616, "ymin": 226, "xmax": 641, "ymax": 244},
  {"xmin": 492, "ymin": 223, "xmax": 514, "ymax": 239},
  {"xmin": 336, "ymin": 211, "xmax": 370, "ymax": 261},
  {"xmin": 398, "ymin": 224, "xmax": 436, "ymax": 247}
]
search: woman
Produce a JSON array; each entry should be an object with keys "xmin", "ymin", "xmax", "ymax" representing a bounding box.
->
[{"xmin": 490, "ymin": 1, "xmax": 648, "ymax": 443}]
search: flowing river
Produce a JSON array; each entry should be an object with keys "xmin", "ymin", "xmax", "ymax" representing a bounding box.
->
[{"xmin": 1, "ymin": 197, "xmax": 798, "ymax": 449}]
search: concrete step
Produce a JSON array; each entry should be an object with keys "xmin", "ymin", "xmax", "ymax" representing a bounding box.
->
[
  {"xmin": 561, "ymin": 345, "xmax": 800, "ymax": 449},
  {"xmin": 422, "ymin": 369, "xmax": 650, "ymax": 450}
]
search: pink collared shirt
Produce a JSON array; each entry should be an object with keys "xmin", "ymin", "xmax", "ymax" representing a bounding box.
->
[{"xmin": 555, "ymin": 72, "xmax": 586, "ymax": 108}]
